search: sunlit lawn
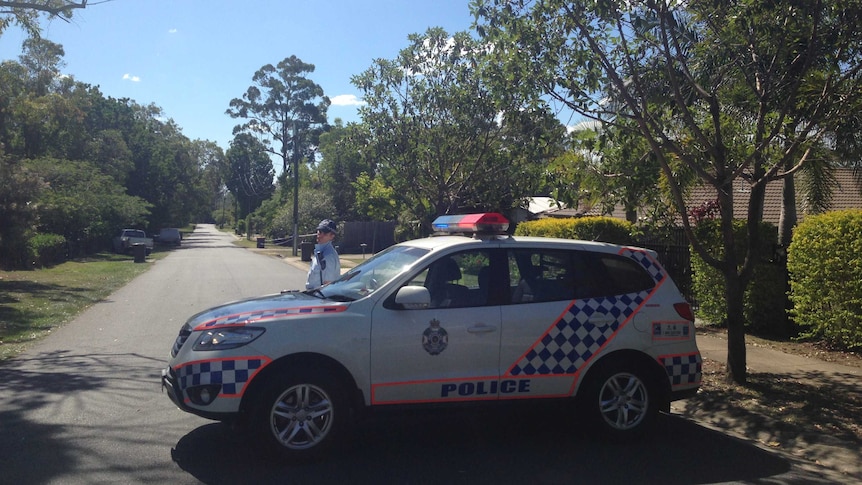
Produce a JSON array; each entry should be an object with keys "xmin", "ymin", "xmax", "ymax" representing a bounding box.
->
[{"xmin": 0, "ymin": 251, "xmax": 167, "ymax": 360}]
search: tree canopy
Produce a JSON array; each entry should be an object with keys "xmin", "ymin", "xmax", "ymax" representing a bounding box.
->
[
  {"xmin": 0, "ymin": 36, "xmax": 221, "ymax": 267},
  {"xmin": 474, "ymin": 0, "xmax": 862, "ymax": 383},
  {"xmin": 351, "ymin": 27, "xmax": 565, "ymax": 229},
  {"xmin": 225, "ymin": 133, "xmax": 275, "ymax": 220}
]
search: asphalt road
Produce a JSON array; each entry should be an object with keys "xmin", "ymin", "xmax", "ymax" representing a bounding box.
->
[{"xmin": 0, "ymin": 224, "xmax": 849, "ymax": 484}]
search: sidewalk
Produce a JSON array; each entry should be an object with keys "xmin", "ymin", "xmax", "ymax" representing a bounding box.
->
[
  {"xmin": 678, "ymin": 331, "xmax": 862, "ymax": 480},
  {"xmin": 696, "ymin": 331, "xmax": 861, "ymax": 378}
]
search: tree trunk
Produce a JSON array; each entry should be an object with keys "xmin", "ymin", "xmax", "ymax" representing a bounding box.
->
[
  {"xmin": 778, "ymin": 173, "xmax": 796, "ymax": 248},
  {"xmin": 775, "ymin": 172, "xmax": 796, "ymax": 336},
  {"xmin": 723, "ymin": 268, "xmax": 748, "ymax": 384}
]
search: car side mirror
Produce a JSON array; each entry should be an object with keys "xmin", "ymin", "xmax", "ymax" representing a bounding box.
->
[{"xmin": 395, "ymin": 286, "xmax": 430, "ymax": 310}]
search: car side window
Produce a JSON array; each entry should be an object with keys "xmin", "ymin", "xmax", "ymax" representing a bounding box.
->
[
  {"xmin": 403, "ymin": 250, "xmax": 493, "ymax": 309},
  {"xmin": 508, "ymin": 249, "xmax": 575, "ymax": 303}
]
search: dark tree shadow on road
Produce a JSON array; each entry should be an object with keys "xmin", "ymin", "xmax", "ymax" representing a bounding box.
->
[{"xmin": 170, "ymin": 408, "xmax": 810, "ymax": 485}]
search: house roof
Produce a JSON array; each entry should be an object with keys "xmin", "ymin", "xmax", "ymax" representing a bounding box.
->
[
  {"xmin": 527, "ymin": 197, "xmax": 565, "ymax": 214},
  {"xmin": 544, "ymin": 168, "xmax": 862, "ymax": 225}
]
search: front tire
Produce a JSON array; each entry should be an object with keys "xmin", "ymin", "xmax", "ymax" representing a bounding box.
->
[{"xmin": 250, "ymin": 369, "xmax": 348, "ymax": 461}]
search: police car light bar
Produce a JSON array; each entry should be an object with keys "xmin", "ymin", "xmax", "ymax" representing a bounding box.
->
[{"xmin": 432, "ymin": 213, "xmax": 510, "ymax": 234}]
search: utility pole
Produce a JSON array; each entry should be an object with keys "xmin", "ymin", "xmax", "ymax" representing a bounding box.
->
[{"xmin": 292, "ymin": 120, "xmax": 300, "ymax": 256}]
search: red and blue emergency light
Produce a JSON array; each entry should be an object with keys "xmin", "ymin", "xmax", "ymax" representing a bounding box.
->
[{"xmin": 431, "ymin": 213, "xmax": 510, "ymax": 234}]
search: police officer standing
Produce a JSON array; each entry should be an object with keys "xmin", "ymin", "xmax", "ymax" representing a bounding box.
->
[{"xmin": 306, "ymin": 219, "xmax": 341, "ymax": 289}]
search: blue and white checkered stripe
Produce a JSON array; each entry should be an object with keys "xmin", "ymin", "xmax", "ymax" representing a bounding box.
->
[
  {"xmin": 200, "ymin": 306, "xmax": 345, "ymax": 328},
  {"xmin": 508, "ymin": 292, "xmax": 648, "ymax": 376},
  {"xmin": 177, "ymin": 357, "xmax": 269, "ymax": 397},
  {"xmin": 660, "ymin": 353, "xmax": 702, "ymax": 387}
]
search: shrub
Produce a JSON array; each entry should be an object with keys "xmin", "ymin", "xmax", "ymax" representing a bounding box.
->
[
  {"xmin": 514, "ymin": 217, "xmax": 633, "ymax": 245},
  {"xmin": 788, "ymin": 209, "xmax": 862, "ymax": 350},
  {"xmin": 28, "ymin": 233, "xmax": 67, "ymax": 267},
  {"xmin": 690, "ymin": 220, "xmax": 785, "ymax": 335}
]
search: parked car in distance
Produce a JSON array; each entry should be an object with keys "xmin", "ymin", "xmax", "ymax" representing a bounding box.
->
[
  {"xmin": 162, "ymin": 213, "xmax": 702, "ymax": 461},
  {"xmin": 112, "ymin": 229, "xmax": 153, "ymax": 254},
  {"xmin": 156, "ymin": 228, "xmax": 182, "ymax": 246}
]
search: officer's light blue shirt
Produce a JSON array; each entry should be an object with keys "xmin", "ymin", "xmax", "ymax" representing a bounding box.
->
[{"xmin": 306, "ymin": 241, "xmax": 341, "ymax": 289}]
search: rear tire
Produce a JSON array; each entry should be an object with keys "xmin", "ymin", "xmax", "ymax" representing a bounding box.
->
[
  {"xmin": 581, "ymin": 361, "xmax": 660, "ymax": 439},
  {"xmin": 249, "ymin": 369, "xmax": 349, "ymax": 461}
]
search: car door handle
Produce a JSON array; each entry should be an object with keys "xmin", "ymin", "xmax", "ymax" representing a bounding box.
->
[
  {"xmin": 468, "ymin": 325, "xmax": 497, "ymax": 334},
  {"xmin": 588, "ymin": 317, "xmax": 615, "ymax": 326}
]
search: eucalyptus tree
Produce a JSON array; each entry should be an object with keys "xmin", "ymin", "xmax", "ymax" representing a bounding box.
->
[
  {"xmin": 227, "ymin": 56, "xmax": 329, "ymax": 250},
  {"xmin": 474, "ymin": 0, "xmax": 862, "ymax": 383},
  {"xmin": 352, "ymin": 27, "xmax": 565, "ymax": 230},
  {"xmin": 226, "ymin": 55, "xmax": 329, "ymax": 184}
]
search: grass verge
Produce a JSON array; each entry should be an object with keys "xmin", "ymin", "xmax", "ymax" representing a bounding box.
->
[{"xmin": 0, "ymin": 250, "xmax": 167, "ymax": 360}]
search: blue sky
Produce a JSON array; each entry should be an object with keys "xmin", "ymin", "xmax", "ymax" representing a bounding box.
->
[{"xmin": 0, "ymin": 0, "xmax": 476, "ymax": 153}]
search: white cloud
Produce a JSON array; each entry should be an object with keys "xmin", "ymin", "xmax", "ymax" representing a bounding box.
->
[
  {"xmin": 122, "ymin": 73, "xmax": 141, "ymax": 82},
  {"xmin": 330, "ymin": 94, "xmax": 365, "ymax": 107},
  {"xmin": 168, "ymin": 28, "xmax": 178, "ymax": 34}
]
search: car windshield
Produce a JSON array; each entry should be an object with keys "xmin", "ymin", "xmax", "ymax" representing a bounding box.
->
[{"xmin": 312, "ymin": 245, "xmax": 429, "ymax": 301}]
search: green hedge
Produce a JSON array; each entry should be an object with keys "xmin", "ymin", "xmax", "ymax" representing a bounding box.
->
[
  {"xmin": 690, "ymin": 220, "xmax": 786, "ymax": 335},
  {"xmin": 28, "ymin": 233, "xmax": 67, "ymax": 267},
  {"xmin": 788, "ymin": 209, "xmax": 862, "ymax": 350},
  {"xmin": 514, "ymin": 216, "xmax": 633, "ymax": 244}
]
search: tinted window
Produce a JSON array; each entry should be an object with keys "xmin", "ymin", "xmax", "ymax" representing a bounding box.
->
[{"xmin": 593, "ymin": 253, "xmax": 656, "ymax": 295}]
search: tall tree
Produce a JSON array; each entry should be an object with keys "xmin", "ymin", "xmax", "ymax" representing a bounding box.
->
[
  {"xmin": 474, "ymin": 0, "xmax": 862, "ymax": 383},
  {"xmin": 226, "ymin": 56, "xmax": 329, "ymax": 181},
  {"xmin": 227, "ymin": 56, "xmax": 329, "ymax": 250},
  {"xmin": 352, "ymin": 27, "xmax": 564, "ymax": 229}
]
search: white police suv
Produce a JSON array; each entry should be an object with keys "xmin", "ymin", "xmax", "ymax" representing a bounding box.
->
[{"xmin": 162, "ymin": 213, "xmax": 701, "ymax": 460}]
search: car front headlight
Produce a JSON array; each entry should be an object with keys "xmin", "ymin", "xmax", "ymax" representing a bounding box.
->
[{"xmin": 192, "ymin": 326, "xmax": 265, "ymax": 351}]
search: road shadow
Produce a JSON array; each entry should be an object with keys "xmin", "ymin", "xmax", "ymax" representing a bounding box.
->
[
  {"xmin": 169, "ymin": 407, "xmax": 838, "ymax": 485},
  {"xmin": 0, "ymin": 350, "xmax": 168, "ymax": 484}
]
